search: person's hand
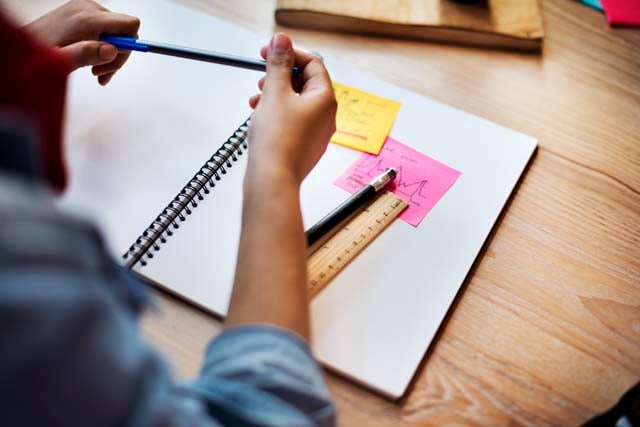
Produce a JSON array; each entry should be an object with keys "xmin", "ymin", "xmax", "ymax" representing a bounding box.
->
[
  {"xmin": 247, "ymin": 33, "xmax": 337, "ymax": 185},
  {"xmin": 25, "ymin": 0, "xmax": 140, "ymax": 85}
]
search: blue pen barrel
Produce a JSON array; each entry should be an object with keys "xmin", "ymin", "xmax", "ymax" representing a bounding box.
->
[{"xmin": 100, "ymin": 35, "xmax": 149, "ymax": 52}]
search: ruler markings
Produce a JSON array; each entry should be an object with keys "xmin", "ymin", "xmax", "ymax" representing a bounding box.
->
[{"xmin": 307, "ymin": 190, "xmax": 408, "ymax": 297}]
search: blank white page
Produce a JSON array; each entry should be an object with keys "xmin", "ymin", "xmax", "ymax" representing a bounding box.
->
[
  {"xmin": 60, "ymin": 0, "xmax": 537, "ymax": 399},
  {"xmin": 60, "ymin": 0, "xmax": 258, "ymax": 314}
]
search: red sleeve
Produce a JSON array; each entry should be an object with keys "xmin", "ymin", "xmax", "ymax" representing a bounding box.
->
[{"xmin": 0, "ymin": 10, "xmax": 72, "ymax": 191}]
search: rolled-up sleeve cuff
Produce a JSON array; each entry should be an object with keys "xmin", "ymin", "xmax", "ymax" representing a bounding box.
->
[{"xmin": 192, "ymin": 325, "xmax": 335, "ymax": 427}]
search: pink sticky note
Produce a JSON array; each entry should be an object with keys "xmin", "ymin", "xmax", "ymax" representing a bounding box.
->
[
  {"xmin": 334, "ymin": 137, "xmax": 461, "ymax": 227},
  {"xmin": 601, "ymin": 0, "xmax": 640, "ymax": 26}
]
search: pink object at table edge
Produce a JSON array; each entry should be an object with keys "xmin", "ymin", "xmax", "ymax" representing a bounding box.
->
[
  {"xmin": 334, "ymin": 137, "xmax": 461, "ymax": 227},
  {"xmin": 601, "ymin": 0, "xmax": 640, "ymax": 26}
]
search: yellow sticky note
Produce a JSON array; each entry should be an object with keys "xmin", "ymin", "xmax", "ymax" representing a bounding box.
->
[{"xmin": 331, "ymin": 82, "xmax": 401, "ymax": 154}]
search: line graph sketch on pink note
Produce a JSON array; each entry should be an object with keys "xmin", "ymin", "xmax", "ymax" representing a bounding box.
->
[{"xmin": 334, "ymin": 137, "xmax": 461, "ymax": 227}]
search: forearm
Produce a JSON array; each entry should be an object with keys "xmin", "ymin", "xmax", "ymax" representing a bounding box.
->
[
  {"xmin": 225, "ymin": 167, "xmax": 310, "ymax": 339},
  {"xmin": 224, "ymin": 33, "xmax": 335, "ymax": 340}
]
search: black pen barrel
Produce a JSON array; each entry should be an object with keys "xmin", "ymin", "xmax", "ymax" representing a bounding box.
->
[
  {"xmin": 147, "ymin": 43, "xmax": 267, "ymax": 72},
  {"xmin": 306, "ymin": 185, "xmax": 377, "ymax": 250}
]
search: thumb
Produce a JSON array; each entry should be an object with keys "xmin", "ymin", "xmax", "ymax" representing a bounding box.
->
[
  {"xmin": 61, "ymin": 41, "xmax": 118, "ymax": 70},
  {"xmin": 264, "ymin": 33, "xmax": 295, "ymax": 95}
]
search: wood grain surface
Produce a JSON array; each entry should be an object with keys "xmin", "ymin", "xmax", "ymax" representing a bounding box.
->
[
  {"xmin": 275, "ymin": 0, "xmax": 543, "ymax": 51},
  {"xmin": 7, "ymin": 0, "xmax": 639, "ymax": 426}
]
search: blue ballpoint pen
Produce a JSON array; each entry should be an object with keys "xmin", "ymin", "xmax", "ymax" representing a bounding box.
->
[{"xmin": 100, "ymin": 35, "xmax": 300, "ymax": 76}]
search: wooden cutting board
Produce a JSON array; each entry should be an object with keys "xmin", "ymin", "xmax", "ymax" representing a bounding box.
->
[{"xmin": 275, "ymin": 0, "xmax": 543, "ymax": 52}]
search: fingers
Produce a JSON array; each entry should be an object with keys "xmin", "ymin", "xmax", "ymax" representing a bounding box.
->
[
  {"xmin": 255, "ymin": 33, "xmax": 332, "ymax": 110},
  {"xmin": 260, "ymin": 45, "xmax": 321, "ymax": 72},
  {"xmin": 260, "ymin": 43, "xmax": 331, "ymax": 96},
  {"xmin": 61, "ymin": 41, "xmax": 117, "ymax": 70},
  {"xmin": 91, "ymin": 11, "xmax": 140, "ymax": 38},
  {"xmin": 85, "ymin": 9, "xmax": 138, "ymax": 85},
  {"xmin": 249, "ymin": 94, "xmax": 261, "ymax": 109},
  {"xmin": 249, "ymin": 78, "xmax": 265, "ymax": 108},
  {"xmin": 98, "ymin": 73, "xmax": 115, "ymax": 86},
  {"xmin": 263, "ymin": 33, "xmax": 296, "ymax": 96},
  {"xmin": 59, "ymin": 37, "xmax": 133, "ymax": 86},
  {"xmin": 289, "ymin": 49, "xmax": 332, "ymax": 94},
  {"xmin": 298, "ymin": 55, "xmax": 332, "ymax": 95},
  {"xmin": 91, "ymin": 50, "xmax": 131, "ymax": 77}
]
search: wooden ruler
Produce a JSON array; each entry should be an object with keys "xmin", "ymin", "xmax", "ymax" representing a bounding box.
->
[{"xmin": 307, "ymin": 190, "xmax": 408, "ymax": 297}]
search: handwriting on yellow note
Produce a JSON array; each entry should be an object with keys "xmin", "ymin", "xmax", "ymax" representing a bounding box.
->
[{"xmin": 331, "ymin": 82, "xmax": 401, "ymax": 154}]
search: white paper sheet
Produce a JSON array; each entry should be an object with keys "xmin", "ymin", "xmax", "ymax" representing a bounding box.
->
[{"xmin": 60, "ymin": 0, "xmax": 537, "ymax": 398}]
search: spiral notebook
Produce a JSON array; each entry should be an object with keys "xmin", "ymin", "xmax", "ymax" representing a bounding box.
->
[
  {"xmin": 121, "ymin": 117, "xmax": 252, "ymax": 269},
  {"xmin": 60, "ymin": 0, "xmax": 537, "ymax": 399}
]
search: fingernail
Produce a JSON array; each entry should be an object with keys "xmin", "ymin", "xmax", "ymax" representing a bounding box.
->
[
  {"xmin": 100, "ymin": 73, "xmax": 114, "ymax": 86},
  {"xmin": 270, "ymin": 33, "xmax": 291, "ymax": 53},
  {"xmin": 99, "ymin": 44, "xmax": 117, "ymax": 60}
]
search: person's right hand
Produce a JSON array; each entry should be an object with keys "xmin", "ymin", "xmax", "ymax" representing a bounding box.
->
[
  {"xmin": 246, "ymin": 33, "xmax": 337, "ymax": 185},
  {"xmin": 25, "ymin": 0, "xmax": 140, "ymax": 85}
]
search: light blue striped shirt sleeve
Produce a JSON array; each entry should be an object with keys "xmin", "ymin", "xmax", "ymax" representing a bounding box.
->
[{"xmin": 0, "ymin": 174, "xmax": 336, "ymax": 427}]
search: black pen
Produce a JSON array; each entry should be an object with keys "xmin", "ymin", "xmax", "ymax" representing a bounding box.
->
[{"xmin": 306, "ymin": 168, "xmax": 397, "ymax": 253}]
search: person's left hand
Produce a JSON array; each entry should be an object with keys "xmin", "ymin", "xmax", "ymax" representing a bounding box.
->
[{"xmin": 25, "ymin": 0, "xmax": 140, "ymax": 86}]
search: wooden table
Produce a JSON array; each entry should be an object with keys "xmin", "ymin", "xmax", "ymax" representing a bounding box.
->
[{"xmin": 8, "ymin": 1, "xmax": 640, "ymax": 425}]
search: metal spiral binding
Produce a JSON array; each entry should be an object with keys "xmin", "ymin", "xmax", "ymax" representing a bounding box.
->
[{"xmin": 123, "ymin": 117, "xmax": 251, "ymax": 268}]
